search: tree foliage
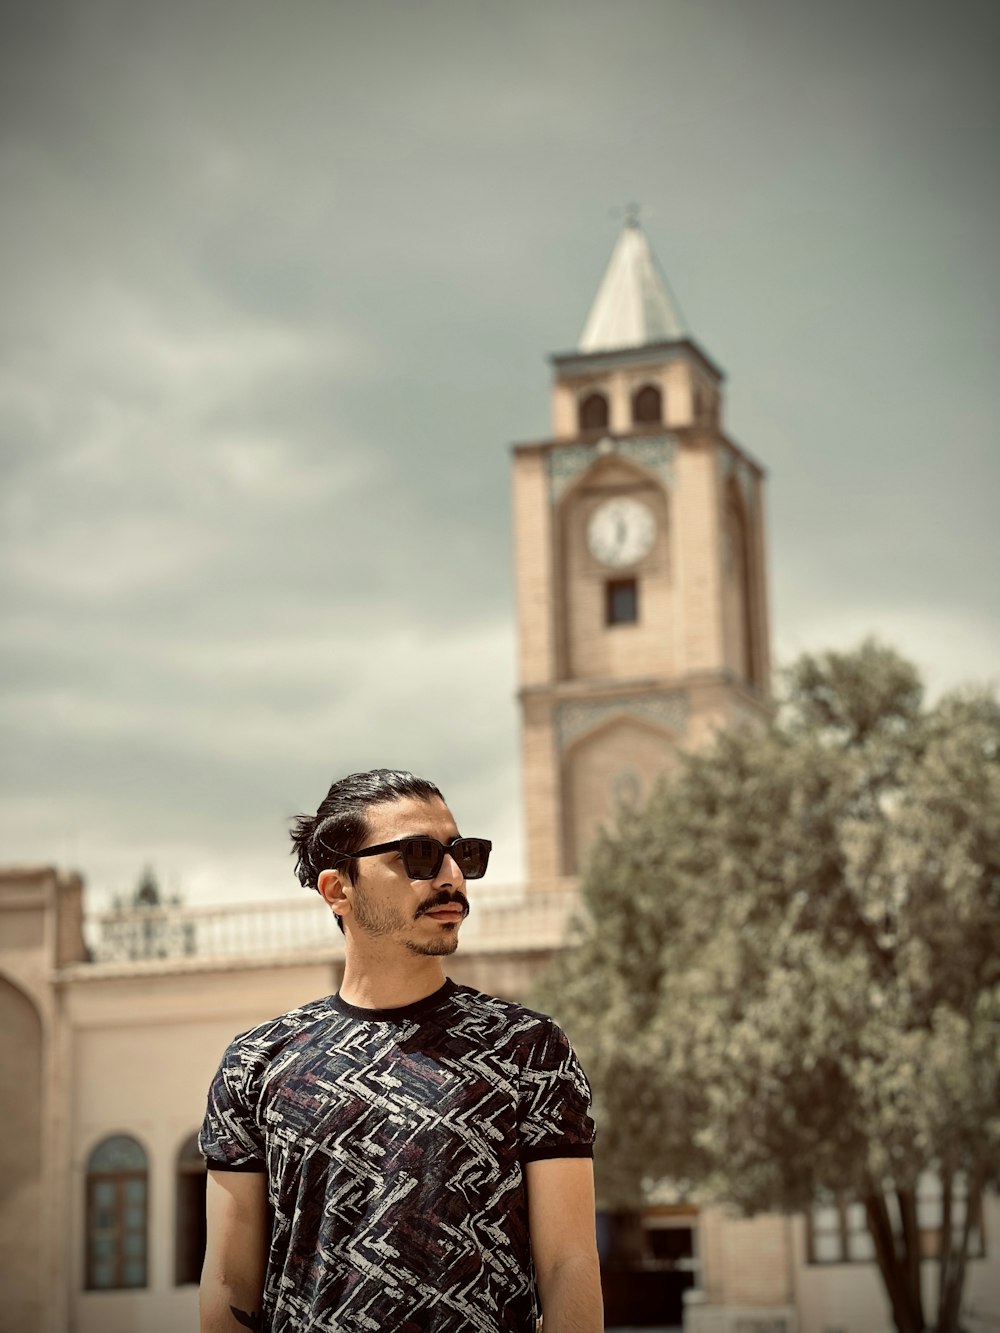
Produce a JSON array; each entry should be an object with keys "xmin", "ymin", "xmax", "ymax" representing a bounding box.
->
[{"xmin": 538, "ymin": 641, "xmax": 1000, "ymax": 1333}]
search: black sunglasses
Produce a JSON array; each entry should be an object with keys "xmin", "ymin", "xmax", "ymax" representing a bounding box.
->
[{"xmin": 330, "ymin": 836, "xmax": 492, "ymax": 881}]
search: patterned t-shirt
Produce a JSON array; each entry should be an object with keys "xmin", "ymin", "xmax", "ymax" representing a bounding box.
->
[{"xmin": 199, "ymin": 979, "xmax": 595, "ymax": 1333}]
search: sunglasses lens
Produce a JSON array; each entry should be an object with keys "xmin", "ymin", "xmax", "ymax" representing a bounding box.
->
[
  {"xmin": 402, "ymin": 838, "xmax": 442, "ymax": 879},
  {"xmin": 454, "ymin": 839, "xmax": 490, "ymax": 879},
  {"xmin": 399, "ymin": 837, "xmax": 492, "ymax": 879}
]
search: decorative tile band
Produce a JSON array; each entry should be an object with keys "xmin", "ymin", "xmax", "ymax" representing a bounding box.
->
[
  {"xmin": 547, "ymin": 434, "xmax": 677, "ymax": 503},
  {"xmin": 554, "ymin": 690, "xmax": 690, "ymax": 751}
]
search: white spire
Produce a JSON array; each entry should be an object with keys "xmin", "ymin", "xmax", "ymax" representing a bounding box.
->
[{"xmin": 578, "ymin": 219, "xmax": 686, "ymax": 353}]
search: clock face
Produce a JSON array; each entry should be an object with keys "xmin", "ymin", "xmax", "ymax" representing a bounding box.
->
[{"xmin": 586, "ymin": 497, "xmax": 657, "ymax": 569}]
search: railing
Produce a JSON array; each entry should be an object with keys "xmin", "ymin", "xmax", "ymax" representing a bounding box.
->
[{"xmin": 84, "ymin": 886, "xmax": 579, "ymax": 967}]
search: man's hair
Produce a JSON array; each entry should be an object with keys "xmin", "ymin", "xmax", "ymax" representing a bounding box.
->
[{"xmin": 290, "ymin": 769, "xmax": 444, "ymax": 926}]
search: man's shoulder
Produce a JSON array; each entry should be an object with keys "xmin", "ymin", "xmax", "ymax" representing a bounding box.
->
[
  {"xmin": 223, "ymin": 994, "xmax": 337, "ymax": 1058},
  {"xmin": 445, "ymin": 986, "xmax": 592, "ymax": 1119},
  {"xmin": 446, "ymin": 982, "xmax": 563, "ymax": 1044}
]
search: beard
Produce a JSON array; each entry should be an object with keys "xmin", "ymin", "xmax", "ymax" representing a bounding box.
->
[
  {"xmin": 351, "ymin": 886, "xmax": 462, "ymax": 956},
  {"xmin": 405, "ymin": 926, "xmax": 460, "ymax": 957},
  {"xmin": 351, "ymin": 888, "xmax": 410, "ymax": 939}
]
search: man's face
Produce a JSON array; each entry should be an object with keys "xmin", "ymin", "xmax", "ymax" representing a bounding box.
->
[{"xmin": 346, "ymin": 795, "xmax": 470, "ymax": 957}]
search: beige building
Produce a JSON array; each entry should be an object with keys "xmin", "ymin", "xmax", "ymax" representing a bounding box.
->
[{"xmin": 2, "ymin": 223, "xmax": 997, "ymax": 1333}]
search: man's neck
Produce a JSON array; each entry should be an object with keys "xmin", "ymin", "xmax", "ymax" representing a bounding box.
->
[{"xmin": 337, "ymin": 949, "xmax": 447, "ymax": 1012}]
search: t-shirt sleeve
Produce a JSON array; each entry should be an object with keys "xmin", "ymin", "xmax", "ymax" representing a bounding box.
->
[
  {"xmin": 518, "ymin": 1018, "xmax": 596, "ymax": 1163},
  {"xmin": 198, "ymin": 1036, "xmax": 268, "ymax": 1173}
]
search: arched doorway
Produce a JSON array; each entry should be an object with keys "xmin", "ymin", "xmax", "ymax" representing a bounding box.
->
[{"xmin": 0, "ymin": 976, "xmax": 44, "ymax": 1332}]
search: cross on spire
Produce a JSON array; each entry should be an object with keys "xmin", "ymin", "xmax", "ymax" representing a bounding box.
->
[{"xmin": 611, "ymin": 201, "xmax": 647, "ymax": 229}]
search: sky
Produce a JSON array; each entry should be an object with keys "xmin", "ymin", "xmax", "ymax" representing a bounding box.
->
[{"xmin": 1, "ymin": 0, "xmax": 998, "ymax": 908}]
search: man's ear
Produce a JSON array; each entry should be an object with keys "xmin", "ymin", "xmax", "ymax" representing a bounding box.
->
[{"xmin": 317, "ymin": 867, "xmax": 352, "ymax": 919}]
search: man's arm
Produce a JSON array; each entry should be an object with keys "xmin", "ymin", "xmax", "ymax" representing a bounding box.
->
[
  {"xmin": 526, "ymin": 1156, "xmax": 604, "ymax": 1333},
  {"xmin": 200, "ymin": 1169, "xmax": 269, "ymax": 1333}
]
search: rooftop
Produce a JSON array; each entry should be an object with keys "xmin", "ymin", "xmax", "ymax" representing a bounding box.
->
[{"xmin": 578, "ymin": 219, "xmax": 687, "ymax": 354}]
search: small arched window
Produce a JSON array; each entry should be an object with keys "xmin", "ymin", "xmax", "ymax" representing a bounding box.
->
[
  {"xmin": 578, "ymin": 391, "xmax": 609, "ymax": 433},
  {"xmin": 175, "ymin": 1132, "xmax": 208, "ymax": 1285},
  {"xmin": 632, "ymin": 384, "xmax": 662, "ymax": 424},
  {"xmin": 85, "ymin": 1134, "xmax": 148, "ymax": 1290}
]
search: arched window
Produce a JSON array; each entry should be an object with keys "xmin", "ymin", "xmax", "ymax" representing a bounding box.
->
[
  {"xmin": 0, "ymin": 979, "xmax": 43, "ymax": 1322},
  {"xmin": 632, "ymin": 384, "xmax": 662, "ymax": 424},
  {"xmin": 85, "ymin": 1134, "xmax": 148, "ymax": 1290},
  {"xmin": 175, "ymin": 1132, "xmax": 208, "ymax": 1285},
  {"xmin": 578, "ymin": 391, "xmax": 609, "ymax": 433}
]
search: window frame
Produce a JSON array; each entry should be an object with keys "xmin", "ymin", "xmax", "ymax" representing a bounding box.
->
[
  {"xmin": 84, "ymin": 1135, "xmax": 149, "ymax": 1291},
  {"xmin": 631, "ymin": 383, "xmax": 662, "ymax": 425},
  {"xmin": 806, "ymin": 1178, "xmax": 987, "ymax": 1266},
  {"xmin": 579, "ymin": 391, "xmax": 610, "ymax": 434},
  {"xmin": 605, "ymin": 577, "xmax": 639, "ymax": 626}
]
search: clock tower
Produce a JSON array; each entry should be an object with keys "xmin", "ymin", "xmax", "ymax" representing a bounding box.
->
[{"xmin": 513, "ymin": 219, "xmax": 772, "ymax": 888}]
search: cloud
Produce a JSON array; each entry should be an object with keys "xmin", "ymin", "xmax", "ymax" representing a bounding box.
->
[
  {"xmin": 0, "ymin": 611, "xmax": 522, "ymax": 904},
  {"xmin": 1, "ymin": 0, "xmax": 997, "ymax": 910},
  {"xmin": 775, "ymin": 605, "xmax": 1000, "ymax": 703}
]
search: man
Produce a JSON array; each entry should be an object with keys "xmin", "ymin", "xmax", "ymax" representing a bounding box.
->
[{"xmin": 199, "ymin": 768, "xmax": 603, "ymax": 1332}]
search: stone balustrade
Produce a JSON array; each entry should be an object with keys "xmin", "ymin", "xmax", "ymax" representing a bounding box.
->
[{"xmin": 81, "ymin": 885, "xmax": 579, "ymax": 969}]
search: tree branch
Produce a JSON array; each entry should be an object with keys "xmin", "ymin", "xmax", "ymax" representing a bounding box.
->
[
  {"xmin": 897, "ymin": 1185, "xmax": 925, "ymax": 1333},
  {"xmin": 937, "ymin": 1168, "xmax": 954, "ymax": 1330},
  {"xmin": 865, "ymin": 1188, "xmax": 919, "ymax": 1333},
  {"xmin": 937, "ymin": 1170, "xmax": 981, "ymax": 1333}
]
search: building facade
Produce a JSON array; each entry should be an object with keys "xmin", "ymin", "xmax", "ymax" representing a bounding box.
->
[{"xmin": 1, "ymin": 224, "xmax": 996, "ymax": 1333}]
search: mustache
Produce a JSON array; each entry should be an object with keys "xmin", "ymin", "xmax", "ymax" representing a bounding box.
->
[{"xmin": 416, "ymin": 891, "xmax": 470, "ymax": 919}]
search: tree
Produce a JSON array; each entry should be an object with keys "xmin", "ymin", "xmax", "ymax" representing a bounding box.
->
[{"xmin": 539, "ymin": 641, "xmax": 1000, "ymax": 1333}]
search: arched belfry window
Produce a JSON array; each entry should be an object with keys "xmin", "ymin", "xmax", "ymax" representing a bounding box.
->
[
  {"xmin": 578, "ymin": 391, "xmax": 609, "ymax": 433},
  {"xmin": 175, "ymin": 1132, "xmax": 208, "ymax": 1285},
  {"xmin": 85, "ymin": 1134, "xmax": 148, "ymax": 1290},
  {"xmin": 632, "ymin": 384, "xmax": 662, "ymax": 425}
]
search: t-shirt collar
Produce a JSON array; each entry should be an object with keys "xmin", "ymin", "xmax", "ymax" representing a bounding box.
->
[{"xmin": 330, "ymin": 977, "xmax": 457, "ymax": 1023}]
